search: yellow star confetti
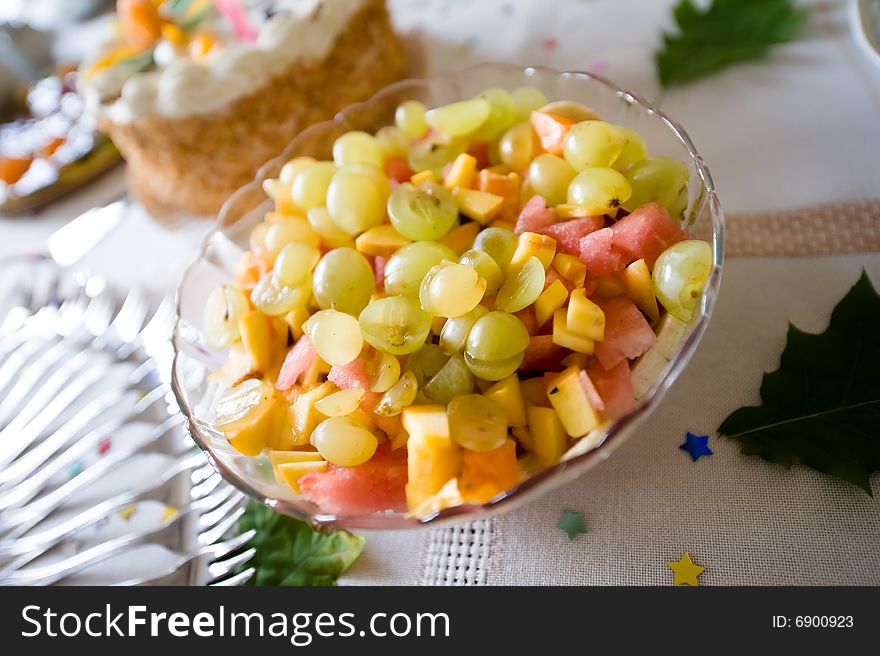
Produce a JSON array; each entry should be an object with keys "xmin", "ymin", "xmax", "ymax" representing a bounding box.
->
[
  {"xmin": 118, "ymin": 505, "xmax": 137, "ymax": 521},
  {"xmin": 667, "ymin": 552, "xmax": 704, "ymax": 586},
  {"xmin": 161, "ymin": 505, "xmax": 179, "ymax": 522}
]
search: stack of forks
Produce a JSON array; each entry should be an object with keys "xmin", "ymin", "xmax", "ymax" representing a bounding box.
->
[{"xmin": 0, "ymin": 257, "xmax": 253, "ymax": 586}]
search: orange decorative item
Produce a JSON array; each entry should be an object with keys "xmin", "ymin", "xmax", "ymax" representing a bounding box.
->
[{"xmin": 117, "ymin": 0, "xmax": 163, "ymax": 50}]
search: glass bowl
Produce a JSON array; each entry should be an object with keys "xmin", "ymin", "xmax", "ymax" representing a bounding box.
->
[{"xmin": 172, "ymin": 63, "xmax": 724, "ymax": 530}]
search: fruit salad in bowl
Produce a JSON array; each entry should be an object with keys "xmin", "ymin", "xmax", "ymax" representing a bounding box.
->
[{"xmin": 172, "ymin": 64, "xmax": 723, "ymax": 529}]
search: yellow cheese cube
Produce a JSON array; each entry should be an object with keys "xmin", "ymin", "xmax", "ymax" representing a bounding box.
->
[
  {"xmin": 552, "ymin": 253, "xmax": 587, "ymax": 288},
  {"xmin": 292, "ymin": 382, "xmax": 334, "ymax": 445},
  {"xmin": 512, "ymin": 425, "xmax": 534, "ymax": 451},
  {"xmin": 520, "ymin": 377, "xmax": 551, "ymax": 407},
  {"xmin": 389, "ymin": 428, "xmax": 410, "ymax": 451},
  {"xmin": 596, "ymin": 273, "xmax": 625, "ymax": 297},
  {"xmin": 227, "ymin": 395, "xmax": 285, "ymax": 457},
  {"xmin": 554, "ymin": 203, "xmax": 592, "ymax": 219},
  {"xmin": 403, "ymin": 405, "xmax": 462, "ymax": 510},
  {"xmin": 407, "ymin": 478, "xmax": 464, "ymax": 518},
  {"xmin": 560, "ymin": 351, "xmax": 591, "ymax": 369},
  {"xmin": 535, "ymin": 279, "xmax": 569, "ymax": 327},
  {"xmin": 487, "ymin": 219, "xmax": 517, "ymax": 232},
  {"xmin": 438, "ymin": 221, "xmax": 481, "ymax": 255},
  {"xmin": 567, "ymin": 290, "xmax": 605, "ymax": 341},
  {"xmin": 443, "ymin": 153, "xmax": 478, "ymax": 190},
  {"xmin": 552, "ymin": 308, "xmax": 595, "ymax": 354},
  {"xmin": 483, "ymin": 374, "xmax": 528, "ymax": 427},
  {"xmin": 276, "ymin": 461, "xmax": 328, "ymax": 494},
  {"xmin": 238, "ymin": 310, "xmax": 278, "ymax": 374},
  {"xmin": 509, "ymin": 232, "xmax": 557, "ymax": 271},
  {"xmin": 623, "ymin": 258, "xmax": 660, "ymax": 320},
  {"xmin": 410, "ymin": 170, "xmax": 435, "ymax": 185},
  {"xmin": 453, "ymin": 187, "xmax": 504, "ymax": 224},
  {"xmin": 526, "ymin": 405, "xmax": 568, "ymax": 467},
  {"xmin": 269, "ymin": 449, "xmax": 324, "ymax": 481},
  {"xmin": 355, "ymin": 224, "xmax": 412, "ymax": 258},
  {"xmin": 284, "ymin": 306, "xmax": 311, "ymax": 341},
  {"xmin": 545, "ymin": 366, "xmax": 601, "ymax": 437},
  {"xmin": 478, "ymin": 170, "xmax": 521, "ymax": 221},
  {"xmin": 653, "ymin": 313, "xmax": 688, "ymax": 359}
]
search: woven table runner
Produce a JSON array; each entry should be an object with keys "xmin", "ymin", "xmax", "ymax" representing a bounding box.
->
[{"xmin": 414, "ymin": 199, "xmax": 880, "ymax": 586}]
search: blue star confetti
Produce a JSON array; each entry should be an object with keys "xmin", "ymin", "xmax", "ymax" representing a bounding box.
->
[
  {"xmin": 680, "ymin": 432, "xmax": 713, "ymax": 461},
  {"xmin": 557, "ymin": 509, "xmax": 588, "ymax": 541}
]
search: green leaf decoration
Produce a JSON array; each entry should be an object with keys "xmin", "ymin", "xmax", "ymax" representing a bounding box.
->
[
  {"xmin": 557, "ymin": 509, "xmax": 588, "ymax": 541},
  {"xmin": 237, "ymin": 501, "xmax": 365, "ymax": 586},
  {"xmin": 656, "ymin": 0, "xmax": 807, "ymax": 88},
  {"xmin": 116, "ymin": 49, "xmax": 156, "ymax": 75},
  {"xmin": 719, "ymin": 272, "xmax": 880, "ymax": 495}
]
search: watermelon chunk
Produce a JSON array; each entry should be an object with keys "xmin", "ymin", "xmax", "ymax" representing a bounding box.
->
[
  {"xmin": 586, "ymin": 361, "xmax": 635, "ymax": 420},
  {"xmin": 611, "ymin": 203, "xmax": 688, "ymax": 268},
  {"xmin": 520, "ymin": 335, "xmax": 566, "ymax": 371},
  {"xmin": 515, "ymin": 195, "xmax": 555, "ymax": 235},
  {"xmin": 328, "ymin": 359, "xmax": 381, "ymax": 408},
  {"xmin": 578, "ymin": 227, "xmax": 629, "ymax": 277},
  {"xmin": 537, "ymin": 216, "xmax": 605, "ymax": 255},
  {"xmin": 577, "ymin": 369, "xmax": 606, "ymax": 413},
  {"xmin": 276, "ymin": 336, "xmax": 317, "ymax": 391},
  {"xmin": 544, "ymin": 267, "xmax": 576, "ymax": 293},
  {"xmin": 373, "ymin": 255, "xmax": 386, "ymax": 291},
  {"xmin": 299, "ymin": 443, "xmax": 407, "ymax": 515},
  {"xmin": 514, "ymin": 307, "xmax": 539, "ymax": 335},
  {"xmin": 592, "ymin": 296, "xmax": 657, "ymax": 369},
  {"xmin": 385, "ymin": 156, "xmax": 413, "ymax": 183}
]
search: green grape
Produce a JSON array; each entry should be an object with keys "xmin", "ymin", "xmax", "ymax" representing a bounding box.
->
[
  {"xmin": 407, "ymin": 135, "xmax": 466, "ymax": 176},
  {"xmin": 613, "ymin": 126, "xmax": 647, "ymax": 170},
  {"xmin": 306, "ymin": 206, "xmax": 355, "ymax": 248},
  {"xmin": 265, "ymin": 216, "xmax": 320, "ymax": 254},
  {"xmin": 251, "ymin": 271, "xmax": 311, "ymax": 316},
  {"xmin": 421, "ymin": 353, "xmax": 474, "ymax": 404},
  {"xmin": 358, "ymin": 295, "xmax": 432, "ymax": 355},
  {"xmin": 448, "ymin": 394, "xmax": 507, "ymax": 451},
  {"xmin": 622, "ymin": 156, "xmax": 689, "ymax": 213},
  {"xmin": 459, "ymin": 249, "xmax": 504, "ymax": 295},
  {"xmin": 203, "ymin": 285, "xmax": 249, "ymax": 347},
  {"xmin": 303, "ymin": 309, "xmax": 364, "ymax": 366},
  {"xmin": 465, "ymin": 310, "xmax": 530, "ymax": 361},
  {"xmin": 420, "ymin": 261, "xmax": 486, "ymax": 318},
  {"xmin": 366, "ymin": 349, "xmax": 401, "ymax": 393},
  {"xmin": 666, "ymin": 185, "xmax": 689, "ymax": 220},
  {"xmin": 495, "ymin": 256, "xmax": 545, "ymax": 313},
  {"xmin": 652, "ymin": 240, "xmax": 712, "ymax": 321},
  {"xmin": 214, "ymin": 379, "xmax": 273, "ymax": 430},
  {"xmin": 375, "ymin": 125, "xmax": 410, "ymax": 158},
  {"xmin": 395, "ymin": 100, "xmax": 429, "ymax": 138},
  {"xmin": 332, "ymin": 131, "xmax": 384, "ymax": 168},
  {"xmin": 387, "ymin": 181, "xmax": 458, "ymax": 241},
  {"xmin": 512, "ymin": 86, "xmax": 549, "ymax": 122},
  {"xmin": 567, "ymin": 167, "xmax": 632, "ymax": 215},
  {"xmin": 384, "ymin": 241, "xmax": 457, "ymax": 297},
  {"xmin": 279, "ymin": 156, "xmax": 317, "ymax": 185},
  {"xmin": 472, "ymin": 226, "xmax": 517, "ymax": 269},
  {"xmin": 326, "ymin": 168, "xmax": 388, "ymax": 235},
  {"xmin": 527, "ymin": 153, "xmax": 577, "ymax": 207},
  {"xmin": 562, "ymin": 120, "xmax": 628, "ymax": 171},
  {"xmin": 291, "ymin": 161, "xmax": 337, "ymax": 209},
  {"xmin": 273, "ymin": 242, "xmax": 320, "ymax": 287},
  {"xmin": 471, "ymin": 87, "xmax": 516, "ymax": 141},
  {"xmin": 498, "ymin": 122, "xmax": 536, "ymax": 170},
  {"xmin": 375, "ymin": 370, "xmax": 418, "ymax": 416},
  {"xmin": 311, "ymin": 416, "xmax": 377, "ymax": 467},
  {"xmin": 314, "ymin": 388, "xmax": 365, "ymax": 417},
  {"xmin": 464, "ymin": 351, "xmax": 524, "ymax": 382},
  {"xmin": 312, "ymin": 247, "xmax": 375, "ymax": 315},
  {"xmin": 439, "ymin": 305, "xmax": 488, "ymax": 355},
  {"xmin": 405, "ymin": 343, "xmax": 449, "ymax": 386},
  {"xmin": 425, "ymin": 97, "xmax": 491, "ymax": 137}
]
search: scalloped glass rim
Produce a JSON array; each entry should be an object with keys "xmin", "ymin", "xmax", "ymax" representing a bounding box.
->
[{"xmin": 172, "ymin": 63, "xmax": 725, "ymax": 530}]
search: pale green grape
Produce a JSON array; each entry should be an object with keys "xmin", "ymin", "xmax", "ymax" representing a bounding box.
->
[
  {"xmin": 384, "ymin": 241, "xmax": 457, "ymax": 297},
  {"xmin": 562, "ymin": 120, "xmax": 628, "ymax": 171},
  {"xmin": 421, "ymin": 353, "xmax": 474, "ymax": 404},
  {"xmin": 498, "ymin": 122, "xmax": 535, "ymax": 170},
  {"xmin": 291, "ymin": 161, "xmax": 337, "ymax": 209},
  {"xmin": 527, "ymin": 153, "xmax": 576, "ymax": 207},
  {"xmin": 464, "ymin": 351, "xmax": 524, "ymax": 382},
  {"xmin": 567, "ymin": 167, "xmax": 632, "ymax": 215},
  {"xmin": 375, "ymin": 125, "xmax": 410, "ymax": 158},
  {"xmin": 407, "ymin": 135, "xmax": 466, "ymax": 176},
  {"xmin": 306, "ymin": 206, "xmax": 355, "ymax": 248},
  {"xmin": 420, "ymin": 262, "xmax": 486, "ymax": 318},
  {"xmin": 303, "ymin": 309, "xmax": 363, "ymax": 366},
  {"xmin": 459, "ymin": 249, "xmax": 503, "ymax": 295},
  {"xmin": 512, "ymin": 86, "xmax": 549, "ymax": 122},
  {"xmin": 366, "ymin": 349, "xmax": 401, "ymax": 393},
  {"xmin": 405, "ymin": 343, "xmax": 449, "ymax": 386},
  {"xmin": 395, "ymin": 100, "xmax": 429, "ymax": 138},
  {"xmin": 471, "ymin": 87, "xmax": 516, "ymax": 141},
  {"xmin": 472, "ymin": 226, "xmax": 517, "ymax": 269},
  {"xmin": 358, "ymin": 295, "xmax": 432, "ymax": 355},
  {"xmin": 326, "ymin": 168, "xmax": 388, "ymax": 235},
  {"xmin": 279, "ymin": 156, "xmax": 317, "ymax": 185},
  {"xmin": 265, "ymin": 217, "xmax": 320, "ymax": 254},
  {"xmin": 214, "ymin": 379, "xmax": 273, "ymax": 430},
  {"xmin": 613, "ymin": 126, "xmax": 647, "ymax": 170},
  {"xmin": 251, "ymin": 271, "xmax": 310, "ymax": 316},
  {"xmin": 332, "ymin": 131, "xmax": 384, "ymax": 168},
  {"xmin": 652, "ymin": 240, "xmax": 712, "ymax": 321},
  {"xmin": 622, "ymin": 156, "xmax": 689, "ymax": 213},
  {"xmin": 448, "ymin": 394, "xmax": 508, "ymax": 451},
  {"xmin": 312, "ymin": 247, "xmax": 375, "ymax": 315},
  {"xmin": 203, "ymin": 285, "xmax": 249, "ymax": 347},
  {"xmin": 387, "ymin": 181, "xmax": 458, "ymax": 241},
  {"xmin": 375, "ymin": 370, "xmax": 418, "ymax": 416},
  {"xmin": 311, "ymin": 416, "xmax": 377, "ymax": 466},
  {"xmin": 273, "ymin": 242, "xmax": 320, "ymax": 287},
  {"xmin": 495, "ymin": 256, "xmax": 545, "ymax": 313},
  {"xmin": 314, "ymin": 388, "xmax": 365, "ymax": 417},
  {"xmin": 439, "ymin": 305, "xmax": 488, "ymax": 355},
  {"xmin": 425, "ymin": 97, "xmax": 491, "ymax": 137},
  {"xmin": 465, "ymin": 310, "xmax": 530, "ymax": 361}
]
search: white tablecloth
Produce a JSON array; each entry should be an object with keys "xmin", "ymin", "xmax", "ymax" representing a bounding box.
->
[{"xmin": 1, "ymin": 0, "xmax": 878, "ymax": 585}]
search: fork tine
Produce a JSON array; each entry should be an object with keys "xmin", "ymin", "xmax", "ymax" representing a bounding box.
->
[
  {"xmin": 206, "ymin": 547, "xmax": 257, "ymax": 581},
  {"xmin": 209, "ymin": 567, "xmax": 255, "ymax": 586},
  {"xmin": 208, "ymin": 529, "xmax": 257, "ymax": 559},
  {"xmin": 197, "ymin": 504, "xmax": 246, "ymax": 546}
]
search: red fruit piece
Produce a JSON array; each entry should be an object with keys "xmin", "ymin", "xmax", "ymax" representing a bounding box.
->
[
  {"xmin": 586, "ymin": 361, "xmax": 635, "ymax": 420},
  {"xmin": 372, "ymin": 255, "xmax": 386, "ymax": 291},
  {"xmin": 520, "ymin": 335, "xmax": 566, "ymax": 371},
  {"xmin": 537, "ymin": 216, "xmax": 605, "ymax": 255},
  {"xmin": 299, "ymin": 444, "xmax": 408, "ymax": 515},
  {"xmin": 577, "ymin": 370, "xmax": 605, "ymax": 412},
  {"xmin": 276, "ymin": 336, "xmax": 317, "ymax": 391},
  {"xmin": 514, "ymin": 307, "xmax": 539, "ymax": 335},
  {"xmin": 328, "ymin": 359, "xmax": 381, "ymax": 408},
  {"xmin": 385, "ymin": 156, "xmax": 413, "ymax": 184},
  {"xmin": 467, "ymin": 140, "xmax": 491, "ymax": 169},
  {"xmin": 611, "ymin": 203, "xmax": 688, "ymax": 268},
  {"xmin": 578, "ymin": 227, "xmax": 629, "ymax": 277},
  {"xmin": 544, "ymin": 267, "xmax": 576, "ymax": 293},
  {"xmin": 592, "ymin": 296, "xmax": 657, "ymax": 370},
  {"xmin": 515, "ymin": 195, "xmax": 555, "ymax": 235}
]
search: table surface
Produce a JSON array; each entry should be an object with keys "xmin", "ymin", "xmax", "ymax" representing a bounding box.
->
[{"xmin": 1, "ymin": 0, "xmax": 879, "ymax": 585}]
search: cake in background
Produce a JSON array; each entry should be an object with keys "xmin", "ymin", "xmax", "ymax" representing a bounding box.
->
[{"xmin": 80, "ymin": 0, "xmax": 408, "ymax": 217}]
